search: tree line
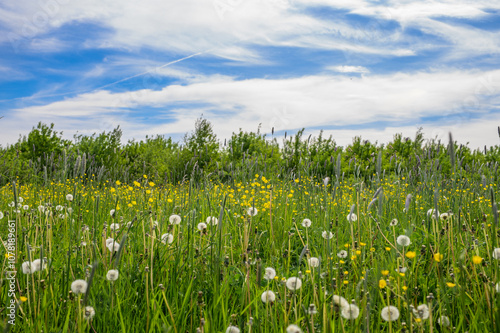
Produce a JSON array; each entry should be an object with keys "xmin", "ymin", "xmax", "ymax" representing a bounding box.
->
[{"xmin": 1, "ymin": 119, "xmax": 499, "ymax": 186}]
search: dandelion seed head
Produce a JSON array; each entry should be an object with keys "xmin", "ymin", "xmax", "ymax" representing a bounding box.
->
[
  {"xmin": 390, "ymin": 219, "xmax": 398, "ymax": 226},
  {"xmin": 437, "ymin": 315, "xmax": 450, "ymax": 327},
  {"xmin": 66, "ymin": 194, "xmax": 73, "ymax": 201},
  {"xmin": 286, "ymin": 277, "xmax": 302, "ymax": 291},
  {"xmin": 169, "ymin": 214, "xmax": 182, "ymax": 225},
  {"xmin": 411, "ymin": 304, "xmax": 430, "ymax": 320},
  {"xmin": 31, "ymin": 259, "xmax": 46, "ymax": 272},
  {"xmin": 307, "ymin": 304, "xmax": 318, "ymax": 315},
  {"xmin": 322, "ymin": 231, "xmax": 334, "ymax": 239},
  {"xmin": 107, "ymin": 242, "xmax": 120, "ymax": 252},
  {"xmin": 0, "ymin": 211, "xmax": 4, "ymax": 219},
  {"xmin": 427, "ymin": 208, "xmax": 439, "ymax": 219},
  {"xmin": 225, "ymin": 326, "xmax": 240, "ymax": 333},
  {"xmin": 22, "ymin": 261, "xmax": 33, "ymax": 274},
  {"xmin": 84, "ymin": 306, "xmax": 95, "ymax": 320},
  {"xmin": 56, "ymin": 205, "xmax": 63, "ymax": 211},
  {"xmin": 381, "ymin": 305, "xmax": 400, "ymax": 321},
  {"xmin": 440, "ymin": 212, "xmax": 452, "ymax": 220},
  {"xmin": 308, "ymin": 257, "xmax": 320, "ymax": 268},
  {"xmin": 71, "ymin": 279, "xmax": 88, "ymax": 294},
  {"xmin": 337, "ymin": 250, "xmax": 348, "ymax": 259},
  {"xmin": 341, "ymin": 304, "xmax": 360, "ymax": 320},
  {"xmin": 197, "ymin": 222, "xmax": 207, "ymax": 231},
  {"xmin": 109, "ymin": 223, "xmax": 120, "ymax": 231},
  {"xmin": 246, "ymin": 207, "xmax": 258, "ymax": 216},
  {"xmin": 206, "ymin": 216, "xmax": 218, "ymax": 225},
  {"xmin": 286, "ymin": 324, "xmax": 303, "ymax": 333},
  {"xmin": 106, "ymin": 269, "xmax": 119, "ymax": 281},
  {"xmin": 264, "ymin": 267, "xmax": 276, "ymax": 280},
  {"xmin": 347, "ymin": 213, "xmax": 358, "ymax": 222},
  {"xmin": 109, "ymin": 209, "xmax": 115, "ymax": 217},
  {"xmin": 333, "ymin": 295, "xmax": 349, "ymax": 308},
  {"xmin": 396, "ymin": 235, "xmax": 411, "ymax": 247},
  {"xmin": 161, "ymin": 233, "xmax": 174, "ymax": 244},
  {"xmin": 492, "ymin": 248, "xmax": 500, "ymax": 260},
  {"xmin": 301, "ymin": 218, "xmax": 312, "ymax": 228},
  {"xmin": 261, "ymin": 290, "xmax": 276, "ymax": 303}
]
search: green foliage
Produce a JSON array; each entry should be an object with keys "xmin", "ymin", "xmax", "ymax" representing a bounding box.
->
[{"xmin": 0, "ymin": 120, "xmax": 499, "ymax": 187}]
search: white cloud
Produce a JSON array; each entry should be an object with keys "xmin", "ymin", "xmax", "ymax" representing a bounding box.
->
[
  {"xmin": 328, "ymin": 65, "xmax": 369, "ymax": 73},
  {"xmin": 5, "ymin": 68, "xmax": 499, "ymax": 148}
]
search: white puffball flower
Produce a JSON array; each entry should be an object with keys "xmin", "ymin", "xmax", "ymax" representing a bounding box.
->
[
  {"xmin": 381, "ymin": 305, "xmax": 400, "ymax": 322},
  {"xmin": 109, "ymin": 209, "xmax": 116, "ymax": 217},
  {"xmin": 17, "ymin": 197, "xmax": 23, "ymax": 203},
  {"xmin": 206, "ymin": 216, "xmax": 218, "ymax": 225},
  {"xmin": 333, "ymin": 295, "xmax": 349, "ymax": 308},
  {"xmin": 264, "ymin": 267, "xmax": 276, "ymax": 280},
  {"xmin": 106, "ymin": 269, "xmax": 119, "ymax": 281},
  {"xmin": 286, "ymin": 324, "xmax": 303, "ymax": 333},
  {"xmin": 161, "ymin": 233, "xmax": 174, "ymax": 244},
  {"xmin": 66, "ymin": 194, "xmax": 73, "ymax": 201},
  {"xmin": 286, "ymin": 277, "xmax": 302, "ymax": 291},
  {"xmin": 22, "ymin": 261, "xmax": 33, "ymax": 274},
  {"xmin": 0, "ymin": 211, "xmax": 4, "ymax": 219},
  {"xmin": 23, "ymin": 205, "xmax": 29, "ymax": 210},
  {"xmin": 226, "ymin": 326, "xmax": 240, "ymax": 333},
  {"xmin": 347, "ymin": 212, "xmax": 357, "ymax": 222},
  {"xmin": 8, "ymin": 202, "xmax": 14, "ymax": 208},
  {"xmin": 322, "ymin": 231, "xmax": 334, "ymax": 239},
  {"xmin": 31, "ymin": 259, "xmax": 46, "ymax": 272},
  {"xmin": 106, "ymin": 238, "xmax": 115, "ymax": 247},
  {"xmin": 261, "ymin": 290, "xmax": 276, "ymax": 303},
  {"xmin": 126, "ymin": 221, "xmax": 133, "ymax": 228},
  {"xmin": 323, "ymin": 177, "xmax": 330, "ymax": 186},
  {"xmin": 341, "ymin": 304, "xmax": 360, "ymax": 320},
  {"xmin": 109, "ymin": 223, "xmax": 120, "ymax": 231},
  {"xmin": 390, "ymin": 219, "xmax": 398, "ymax": 226},
  {"xmin": 301, "ymin": 218, "xmax": 312, "ymax": 228},
  {"xmin": 67, "ymin": 207, "xmax": 73, "ymax": 214},
  {"xmin": 246, "ymin": 207, "xmax": 258, "ymax": 216},
  {"xmin": 38, "ymin": 205, "xmax": 45, "ymax": 213},
  {"xmin": 492, "ymin": 248, "xmax": 500, "ymax": 260},
  {"xmin": 56, "ymin": 205, "xmax": 63, "ymax": 211},
  {"xmin": 427, "ymin": 208, "xmax": 439, "ymax": 219},
  {"xmin": 308, "ymin": 257, "xmax": 320, "ymax": 268},
  {"xmin": 437, "ymin": 315, "xmax": 450, "ymax": 327},
  {"xmin": 107, "ymin": 242, "xmax": 120, "ymax": 252},
  {"xmin": 71, "ymin": 279, "xmax": 88, "ymax": 294},
  {"xmin": 169, "ymin": 214, "xmax": 182, "ymax": 225},
  {"xmin": 440, "ymin": 212, "xmax": 453, "ymax": 220},
  {"xmin": 337, "ymin": 250, "xmax": 348, "ymax": 259},
  {"xmin": 411, "ymin": 304, "xmax": 430, "ymax": 320},
  {"xmin": 84, "ymin": 306, "xmax": 95, "ymax": 320},
  {"xmin": 495, "ymin": 283, "xmax": 500, "ymax": 293},
  {"xmin": 197, "ymin": 222, "xmax": 207, "ymax": 231},
  {"xmin": 396, "ymin": 235, "xmax": 411, "ymax": 247}
]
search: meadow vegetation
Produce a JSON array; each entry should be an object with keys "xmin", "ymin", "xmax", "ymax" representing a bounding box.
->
[{"xmin": 1, "ymin": 120, "xmax": 500, "ymax": 332}]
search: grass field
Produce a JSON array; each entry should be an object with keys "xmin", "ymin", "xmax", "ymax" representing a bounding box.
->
[{"xmin": 1, "ymin": 171, "xmax": 499, "ymax": 332}]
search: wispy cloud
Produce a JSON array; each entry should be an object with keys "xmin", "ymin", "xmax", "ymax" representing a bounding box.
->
[{"xmin": 1, "ymin": 0, "xmax": 500, "ymax": 149}]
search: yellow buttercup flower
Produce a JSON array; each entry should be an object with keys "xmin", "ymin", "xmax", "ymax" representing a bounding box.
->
[
  {"xmin": 381, "ymin": 270, "xmax": 389, "ymax": 276},
  {"xmin": 446, "ymin": 282, "xmax": 456, "ymax": 287},
  {"xmin": 20, "ymin": 296, "xmax": 28, "ymax": 302},
  {"xmin": 434, "ymin": 253, "xmax": 443, "ymax": 262},
  {"xmin": 405, "ymin": 251, "xmax": 416, "ymax": 259},
  {"xmin": 472, "ymin": 256, "xmax": 483, "ymax": 264},
  {"xmin": 379, "ymin": 279, "xmax": 387, "ymax": 289}
]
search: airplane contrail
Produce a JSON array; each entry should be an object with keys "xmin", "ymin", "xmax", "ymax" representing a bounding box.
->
[{"xmin": 0, "ymin": 49, "xmax": 212, "ymax": 103}]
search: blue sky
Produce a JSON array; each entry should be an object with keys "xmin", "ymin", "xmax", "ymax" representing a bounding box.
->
[{"xmin": 1, "ymin": 0, "xmax": 499, "ymax": 148}]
